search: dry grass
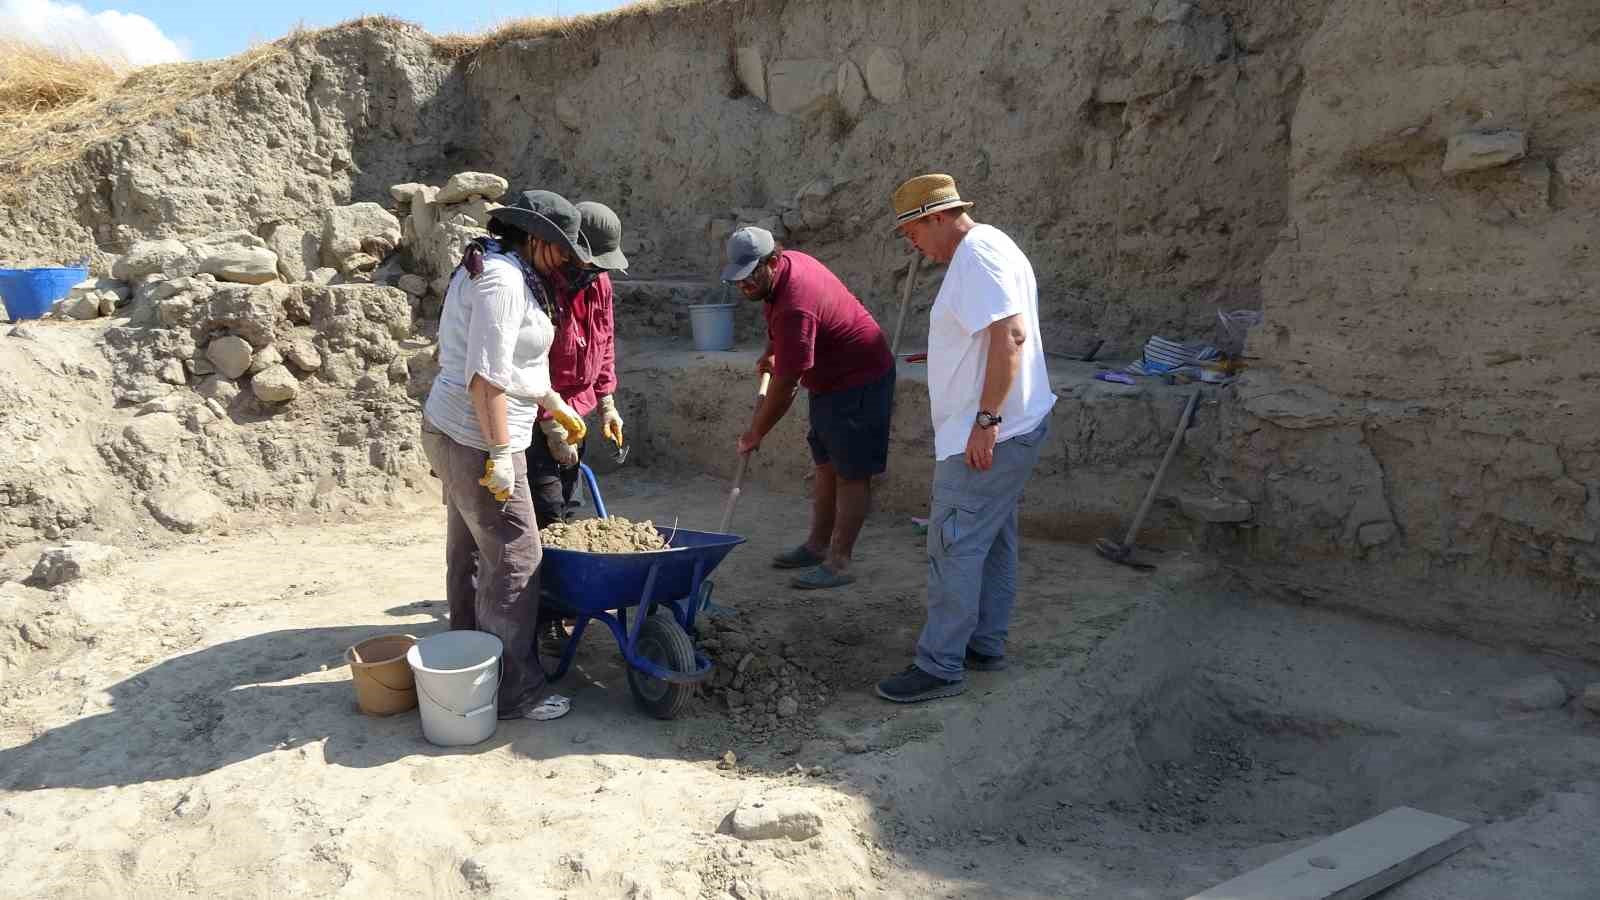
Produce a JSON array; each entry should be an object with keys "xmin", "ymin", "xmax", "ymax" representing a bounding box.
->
[
  {"xmin": 0, "ymin": 43, "xmax": 287, "ymax": 192},
  {"xmin": 0, "ymin": 16, "xmax": 435, "ymax": 189},
  {"xmin": 0, "ymin": 40, "xmax": 125, "ymax": 128},
  {"xmin": 281, "ymin": 14, "xmax": 425, "ymax": 46}
]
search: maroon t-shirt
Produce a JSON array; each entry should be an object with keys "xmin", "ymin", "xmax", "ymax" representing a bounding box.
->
[{"xmin": 763, "ymin": 251, "xmax": 893, "ymax": 394}]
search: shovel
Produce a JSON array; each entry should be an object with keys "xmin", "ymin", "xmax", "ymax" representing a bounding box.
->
[
  {"xmin": 1095, "ymin": 385, "xmax": 1201, "ymax": 570},
  {"xmin": 719, "ymin": 371, "xmax": 772, "ymax": 533}
]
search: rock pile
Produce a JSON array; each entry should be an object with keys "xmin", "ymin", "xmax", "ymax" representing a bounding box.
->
[
  {"xmin": 696, "ymin": 612, "xmax": 831, "ymax": 744},
  {"xmin": 1, "ymin": 175, "xmax": 510, "ymax": 546},
  {"xmin": 46, "ymin": 170, "xmax": 511, "ymax": 411},
  {"xmin": 50, "ymin": 168, "xmax": 507, "ymax": 328},
  {"xmin": 390, "ymin": 170, "xmax": 507, "ymax": 311},
  {"xmin": 52, "ymin": 278, "xmax": 131, "ymax": 320}
]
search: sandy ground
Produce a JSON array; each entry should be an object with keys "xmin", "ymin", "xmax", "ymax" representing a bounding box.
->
[{"xmin": 3, "ymin": 471, "xmax": 1600, "ymax": 899}]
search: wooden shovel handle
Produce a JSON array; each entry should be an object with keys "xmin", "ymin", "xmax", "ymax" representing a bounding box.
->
[{"xmin": 720, "ymin": 371, "xmax": 774, "ymax": 533}]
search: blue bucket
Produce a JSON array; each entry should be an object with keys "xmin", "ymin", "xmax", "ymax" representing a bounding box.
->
[{"xmin": 0, "ymin": 266, "xmax": 90, "ymax": 321}]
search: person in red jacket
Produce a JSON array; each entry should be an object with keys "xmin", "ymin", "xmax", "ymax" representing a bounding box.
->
[{"xmin": 526, "ymin": 201, "xmax": 629, "ymax": 526}]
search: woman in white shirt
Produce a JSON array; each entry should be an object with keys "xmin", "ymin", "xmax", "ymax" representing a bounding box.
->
[{"xmin": 421, "ymin": 189, "xmax": 590, "ymax": 722}]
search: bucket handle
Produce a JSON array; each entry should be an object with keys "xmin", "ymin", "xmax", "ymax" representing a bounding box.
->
[
  {"xmin": 362, "ymin": 670, "xmax": 415, "ymax": 694},
  {"xmin": 416, "ymin": 663, "xmax": 502, "ymax": 718}
]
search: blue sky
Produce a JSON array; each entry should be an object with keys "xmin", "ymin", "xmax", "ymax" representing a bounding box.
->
[{"xmin": 2, "ymin": 0, "xmax": 630, "ymax": 63}]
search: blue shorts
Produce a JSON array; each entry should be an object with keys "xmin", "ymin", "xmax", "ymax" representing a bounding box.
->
[{"xmin": 806, "ymin": 368, "xmax": 895, "ymax": 481}]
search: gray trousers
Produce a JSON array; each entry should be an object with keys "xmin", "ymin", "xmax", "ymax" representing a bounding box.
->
[
  {"xmin": 420, "ymin": 419, "xmax": 546, "ymax": 715},
  {"xmin": 915, "ymin": 419, "xmax": 1050, "ymax": 681}
]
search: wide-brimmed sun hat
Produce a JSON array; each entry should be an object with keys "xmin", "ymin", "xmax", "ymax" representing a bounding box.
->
[
  {"xmin": 890, "ymin": 173, "xmax": 974, "ymax": 230},
  {"xmin": 488, "ymin": 190, "xmax": 592, "ymax": 264},
  {"xmin": 575, "ymin": 201, "xmax": 629, "ymax": 272}
]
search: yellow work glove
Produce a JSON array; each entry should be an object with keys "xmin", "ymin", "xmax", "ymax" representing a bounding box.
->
[
  {"xmin": 549, "ymin": 400, "xmax": 586, "ymax": 445},
  {"xmin": 540, "ymin": 417, "xmax": 579, "ymax": 467},
  {"xmin": 478, "ymin": 443, "xmax": 515, "ymax": 502},
  {"xmin": 599, "ymin": 394, "xmax": 624, "ymax": 447}
]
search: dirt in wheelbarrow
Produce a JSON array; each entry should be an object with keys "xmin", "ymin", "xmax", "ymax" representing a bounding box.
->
[{"xmin": 542, "ymin": 515, "xmax": 669, "ymax": 552}]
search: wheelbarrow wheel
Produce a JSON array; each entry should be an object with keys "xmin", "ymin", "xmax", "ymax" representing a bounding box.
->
[{"xmin": 627, "ymin": 612, "xmax": 696, "ymax": 720}]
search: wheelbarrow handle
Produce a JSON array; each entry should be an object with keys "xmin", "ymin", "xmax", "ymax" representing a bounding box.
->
[{"xmin": 578, "ymin": 463, "xmax": 608, "ymax": 519}]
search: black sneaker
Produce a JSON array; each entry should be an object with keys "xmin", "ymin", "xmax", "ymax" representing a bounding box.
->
[
  {"xmin": 965, "ymin": 649, "xmax": 1008, "ymax": 671},
  {"xmin": 876, "ymin": 666, "xmax": 965, "ymax": 703}
]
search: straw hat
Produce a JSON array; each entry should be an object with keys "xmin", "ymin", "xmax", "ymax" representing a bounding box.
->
[{"xmin": 890, "ymin": 173, "xmax": 974, "ymax": 229}]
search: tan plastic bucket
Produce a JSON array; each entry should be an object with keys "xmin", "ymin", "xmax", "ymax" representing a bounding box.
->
[{"xmin": 347, "ymin": 634, "xmax": 419, "ymax": 716}]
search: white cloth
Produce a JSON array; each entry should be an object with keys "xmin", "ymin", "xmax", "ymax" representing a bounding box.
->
[
  {"xmin": 424, "ymin": 253, "xmax": 562, "ymax": 452},
  {"xmin": 924, "ymin": 224, "xmax": 1055, "ymax": 461}
]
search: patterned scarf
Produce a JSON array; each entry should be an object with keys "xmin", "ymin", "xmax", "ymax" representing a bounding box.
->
[{"xmin": 458, "ymin": 236, "xmax": 563, "ymax": 327}]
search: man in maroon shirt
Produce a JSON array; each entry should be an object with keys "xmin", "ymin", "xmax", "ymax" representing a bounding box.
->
[
  {"xmin": 723, "ymin": 226, "xmax": 896, "ymax": 590},
  {"xmin": 528, "ymin": 201, "xmax": 629, "ymax": 526}
]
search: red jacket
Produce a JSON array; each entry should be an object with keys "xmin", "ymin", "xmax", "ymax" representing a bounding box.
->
[{"xmin": 542, "ymin": 272, "xmax": 617, "ymax": 418}]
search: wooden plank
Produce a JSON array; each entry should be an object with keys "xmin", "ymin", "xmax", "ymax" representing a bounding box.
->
[{"xmin": 1187, "ymin": 806, "xmax": 1474, "ymax": 900}]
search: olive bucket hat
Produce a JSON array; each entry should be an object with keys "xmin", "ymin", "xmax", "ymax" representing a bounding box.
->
[
  {"xmin": 575, "ymin": 201, "xmax": 629, "ymax": 272},
  {"xmin": 488, "ymin": 190, "xmax": 592, "ymax": 265}
]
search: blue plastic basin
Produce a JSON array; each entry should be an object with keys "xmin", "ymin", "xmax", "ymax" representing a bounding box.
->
[{"xmin": 0, "ymin": 266, "xmax": 89, "ymax": 321}]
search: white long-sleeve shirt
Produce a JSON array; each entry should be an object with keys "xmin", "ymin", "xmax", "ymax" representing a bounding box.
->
[{"xmin": 424, "ymin": 252, "xmax": 562, "ymax": 451}]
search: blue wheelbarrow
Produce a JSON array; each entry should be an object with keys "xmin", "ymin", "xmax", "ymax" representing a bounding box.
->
[{"xmin": 538, "ymin": 464, "xmax": 744, "ymax": 719}]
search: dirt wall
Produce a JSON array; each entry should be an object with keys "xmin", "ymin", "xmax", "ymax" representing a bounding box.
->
[
  {"xmin": 3, "ymin": 1, "xmax": 1599, "ymax": 657},
  {"xmin": 1201, "ymin": 0, "xmax": 1600, "ymax": 658},
  {"xmin": 462, "ymin": 0, "xmax": 1304, "ymax": 355}
]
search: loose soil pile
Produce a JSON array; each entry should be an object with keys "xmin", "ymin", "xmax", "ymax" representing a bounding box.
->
[{"xmin": 542, "ymin": 515, "xmax": 669, "ymax": 553}]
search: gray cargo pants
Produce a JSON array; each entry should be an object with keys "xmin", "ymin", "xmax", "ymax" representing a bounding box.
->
[
  {"xmin": 914, "ymin": 419, "xmax": 1049, "ymax": 681},
  {"xmin": 420, "ymin": 418, "xmax": 546, "ymax": 716}
]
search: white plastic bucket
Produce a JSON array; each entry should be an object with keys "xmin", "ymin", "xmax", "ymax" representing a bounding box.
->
[
  {"xmin": 688, "ymin": 303, "xmax": 736, "ymax": 351},
  {"xmin": 406, "ymin": 631, "xmax": 503, "ymax": 747}
]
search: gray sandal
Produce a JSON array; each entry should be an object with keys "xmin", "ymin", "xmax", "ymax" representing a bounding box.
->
[{"xmin": 791, "ymin": 565, "xmax": 856, "ymax": 590}]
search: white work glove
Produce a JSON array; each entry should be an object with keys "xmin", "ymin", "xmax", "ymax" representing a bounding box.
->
[
  {"xmin": 479, "ymin": 443, "xmax": 516, "ymax": 502},
  {"xmin": 599, "ymin": 394, "xmax": 624, "ymax": 447},
  {"xmin": 543, "ymin": 395, "xmax": 587, "ymax": 445},
  {"xmin": 540, "ymin": 417, "xmax": 579, "ymax": 467}
]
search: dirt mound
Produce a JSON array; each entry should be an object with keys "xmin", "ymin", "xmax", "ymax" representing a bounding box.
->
[{"xmin": 542, "ymin": 516, "xmax": 669, "ymax": 553}]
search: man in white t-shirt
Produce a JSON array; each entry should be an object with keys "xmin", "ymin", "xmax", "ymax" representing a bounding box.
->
[{"xmin": 877, "ymin": 174, "xmax": 1056, "ymax": 704}]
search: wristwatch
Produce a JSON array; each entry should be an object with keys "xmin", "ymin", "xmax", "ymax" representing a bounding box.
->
[{"xmin": 975, "ymin": 410, "xmax": 1002, "ymax": 429}]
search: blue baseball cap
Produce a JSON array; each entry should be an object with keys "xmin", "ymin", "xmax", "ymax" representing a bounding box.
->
[{"xmin": 720, "ymin": 226, "xmax": 776, "ymax": 282}]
